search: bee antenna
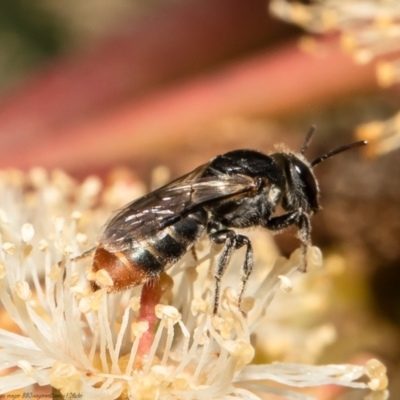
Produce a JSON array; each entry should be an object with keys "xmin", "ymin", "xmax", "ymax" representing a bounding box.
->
[
  {"xmin": 311, "ymin": 140, "xmax": 368, "ymax": 167},
  {"xmin": 301, "ymin": 125, "xmax": 316, "ymax": 156}
]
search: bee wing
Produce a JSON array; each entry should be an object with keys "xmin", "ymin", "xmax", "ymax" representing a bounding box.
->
[{"xmin": 99, "ymin": 169, "xmax": 256, "ymax": 250}]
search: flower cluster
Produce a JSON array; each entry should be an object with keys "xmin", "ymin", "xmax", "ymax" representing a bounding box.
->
[
  {"xmin": 270, "ymin": 0, "xmax": 400, "ymax": 69},
  {"xmin": 0, "ymin": 169, "xmax": 388, "ymax": 399},
  {"xmin": 270, "ymin": 0, "xmax": 400, "ymax": 157}
]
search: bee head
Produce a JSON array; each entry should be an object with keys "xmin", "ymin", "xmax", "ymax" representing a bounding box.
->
[
  {"xmin": 271, "ymin": 126, "xmax": 368, "ymax": 215},
  {"xmin": 270, "ymin": 152, "xmax": 319, "ymax": 213}
]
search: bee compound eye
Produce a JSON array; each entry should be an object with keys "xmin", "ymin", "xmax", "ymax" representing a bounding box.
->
[{"xmin": 292, "ymin": 158, "xmax": 319, "ymax": 212}]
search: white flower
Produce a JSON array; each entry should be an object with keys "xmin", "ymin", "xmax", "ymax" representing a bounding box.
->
[{"xmin": 0, "ymin": 169, "xmax": 388, "ymax": 399}]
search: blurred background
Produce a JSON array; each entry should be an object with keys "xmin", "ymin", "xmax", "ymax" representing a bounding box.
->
[{"xmin": 0, "ymin": 0, "xmax": 399, "ymax": 397}]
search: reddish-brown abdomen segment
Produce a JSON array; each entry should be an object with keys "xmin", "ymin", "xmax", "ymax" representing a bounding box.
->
[{"xmin": 90, "ymin": 246, "xmax": 148, "ymax": 291}]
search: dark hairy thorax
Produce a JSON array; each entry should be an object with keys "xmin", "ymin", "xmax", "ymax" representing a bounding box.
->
[{"xmin": 203, "ymin": 149, "xmax": 286, "ymax": 228}]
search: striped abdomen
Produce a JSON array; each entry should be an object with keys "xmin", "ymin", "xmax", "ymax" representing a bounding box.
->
[{"xmin": 90, "ymin": 209, "xmax": 207, "ymax": 291}]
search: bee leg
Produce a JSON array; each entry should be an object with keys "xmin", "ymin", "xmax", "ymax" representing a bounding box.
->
[
  {"xmin": 236, "ymin": 236, "xmax": 253, "ymax": 316},
  {"xmin": 264, "ymin": 211, "xmax": 311, "ymax": 272},
  {"xmin": 264, "ymin": 210, "xmax": 300, "ymax": 231},
  {"xmin": 297, "ymin": 214, "xmax": 311, "ymax": 272},
  {"xmin": 71, "ymin": 247, "xmax": 96, "ymax": 262},
  {"xmin": 191, "ymin": 246, "xmax": 198, "ymax": 262},
  {"xmin": 57, "ymin": 247, "xmax": 96, "ymax": 269},
  {"xmin": 209, "ymin": 230, "xmax": 235, "ymax": 315},
  {"xmin": 209, "ymin": 230, "xmax": 253, "ymax": 316}
]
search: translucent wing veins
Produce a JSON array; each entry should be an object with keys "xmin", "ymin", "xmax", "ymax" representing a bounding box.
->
[{"xmin": 99, "ymin": 168, "xmax": 257, "ymax": 250}]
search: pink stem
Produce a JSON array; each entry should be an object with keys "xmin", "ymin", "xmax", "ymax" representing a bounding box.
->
[
  {"xmin": 137, "ymin": 273, "xmax": 173, "ymax": 357},
  {"xmin": 0, "ymin": 37, "xmax": 379, "ymax": 175}
]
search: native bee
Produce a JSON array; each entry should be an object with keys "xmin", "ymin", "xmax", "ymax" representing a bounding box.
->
[{"xmin": 80, "ymin": 128, "xmax": 367, "ymax": 314}]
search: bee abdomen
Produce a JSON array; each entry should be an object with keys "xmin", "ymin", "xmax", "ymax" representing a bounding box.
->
[
  {"xmin": 167, "ymin": 209, "xmax": 208, "ymax": 246},
  {"xmin": 145, "ymin": 209, "xmax": 207, "ymax": 267},
  {"xmin": 91, "ymin": 210, "xmax": 207, "ymax": 292},
  {"xmin": 90, "ymin": 246, "xmax": 149, "ymax": 291}
]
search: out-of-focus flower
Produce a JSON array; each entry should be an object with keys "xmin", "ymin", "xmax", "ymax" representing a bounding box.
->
[
  {"xmin": 356, "ymin": 111, "xmax": 400, "ymax": 157},
  {"xmin": 270, "ymin": 0, "xmax": 400, "ymax": 157},
  {"xmin": 270, "ymin": 0, "xmax": 400, "ymax": 69},
  {"xmin": 0, "ymin": 169, "xmax": 388, "ymax": 399}
]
